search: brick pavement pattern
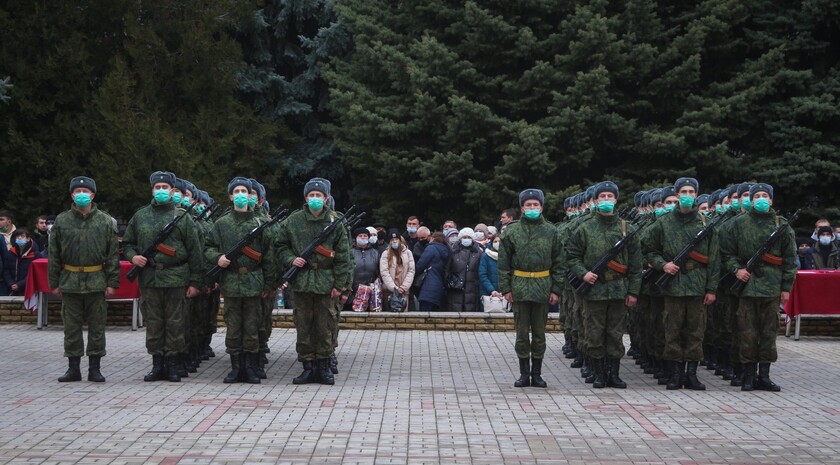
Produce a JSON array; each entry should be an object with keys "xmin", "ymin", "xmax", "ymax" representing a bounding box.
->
[{"xmin": 0, "ymin": 325, "xmax": 839, "ymax": 464}]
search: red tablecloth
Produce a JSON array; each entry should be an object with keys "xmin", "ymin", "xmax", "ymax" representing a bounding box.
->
[
  {"xmin": 784, "ymin": 270, "xmax": 840, "ymax": 318},
  {"xmin": 24, "ymin": 259, "xmax": 140, "ymax": 310}
]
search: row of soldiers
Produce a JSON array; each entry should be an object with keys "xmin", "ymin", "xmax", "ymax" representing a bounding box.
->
[
  {"xmin": 499, "ymin": 179, "xmax": 795, "ymax": 392},
  {"xmin": 49, "ymin": 173, "xmax": 353, "ymax": 385}
]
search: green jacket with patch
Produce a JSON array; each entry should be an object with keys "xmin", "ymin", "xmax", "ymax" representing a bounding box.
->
[{"xmin": 48, "ymin": 204, "xmax": 120, "ymax": 293}]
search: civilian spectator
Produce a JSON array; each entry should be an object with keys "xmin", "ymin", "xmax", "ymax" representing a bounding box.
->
[
  {"xmin": 416, "ymin": 232, "xmax": 450, "ymax": 312},
  {"xmin": 810, "ymin": 218, "xmax": 831, "ymax": 243},
  {"xmin": 412, "ymin": 227, "xmax": 430, "ymax": 262},
  {"xmin": 479, "ymin": 235, "xmax": 501, "ymax": 298},
  {"xmin": 0, "ymin": 239, "xmax": 7, "ymax": 296},
  {"xmin": 402, "ymin": 216, "xmax": 420, "ymax": 251},
  {"xmin": 499, "ymin": 209, "xmax": 517, "ymax": 229},
  {"xmin": 443, "ymin": 228, "xmax": 459, "ymax": 247},
  {"xmin": 474, "ymin": 223, "xmax": 490, "ymax": 248},
  {"xmin": 797, "ymin": 239, "xmax": 814, "ymax": 270},
  {"xmin": 812, "ymin": 226, "xmax": 838, "ymax": 269},
  {"xmin": 0, "ymin": 210, "xmax": 16, "ymax": 249},
  {"xmin": 33, "ymin": 215, "xmax": 50, "ymax": 252},
  {"xmin": 379, "ymin": 230, "xmax": 415, "ymax": 312},
  {"xmin": 445, "ymin": 228, "xmax": 482, "ymax": 312},
  {"xmin": 442, "ymin": 220, "xmax": 457, "ymax": 231},
  {"xmin": 346, "ymin": 228, "xmax": 380, "ymax": 310},
  {"xmin": 3, "ymin": 228, "xmax": 41, "ymax": 296}
]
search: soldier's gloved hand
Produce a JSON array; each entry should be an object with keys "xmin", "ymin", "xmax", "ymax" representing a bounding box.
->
[
  {"xmin": 217, "ymin": 255, "xmax": 231, "ymax": 268},
  {"xmin": 292, "ymin": 257, "xmax": 306, "ymax": 268},
  {"xmin": 663, "ymin": 262, "xmax": 680, "ymax": 275},
  {"xmin": 186, "ymin": 286, "xmax": 200, "ymax": 298},
  {"xmin": 583, "ymin": 271, "xmax": 598, "ymax": 284},
  {"xmin": 735, "ymin": 268, "xmax": 751, "ymax": 282},
  {"xmin": 131, "ymin": 255, "xmax": 148, "ymax": 268}
]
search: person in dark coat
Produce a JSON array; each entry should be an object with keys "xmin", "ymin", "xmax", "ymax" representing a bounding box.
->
[
  {"xmin": 0, "ymin": 239, "xmax": 7, "ymax": 296},
  {"xmin": 479, "ymin": 235, "xmax": 501, "ymax": 298},
  {"xmin": 445, "ymin": 227, "xmax": 482, "ymax": 312},
  {"xmin": 3, "ymin": 228, "xmax": 42, "ymax": 296},
  {"xmin": 415, "ymin": 232, "xmax": 450, "ymax": 311},
  {"xmin": 345, "ymin": 228, "xmax": 381, "ymax": 310}
]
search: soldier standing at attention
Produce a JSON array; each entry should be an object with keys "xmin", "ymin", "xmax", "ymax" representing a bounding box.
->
[
  {"xmin": 123, "ymin": 171, "xmax": 204, "ymax": 382},
  {"xmin": 566, "ymin": 181, "xmax": 642, "ymax": 389},
  {"xmin": 498, "ymin": 188, "xmax": 564, "ymax": 388},
  {"xmin": 642, "ymin": 178, "xmax": 720, "ymax": 390},
  {"xmin": 720, "ymin": 183, "xmax": 795, "ymax": 391},
  {"xmin": 49, "ymin": 176, "xmax": 120, "ymax": 382},
  {"xmin": 276, "ymin": 178, "xmax": 352, "ymax": 385},
  {"xmin": 205, "ymin": 177, "xmax": 278, "ymax": 384}
]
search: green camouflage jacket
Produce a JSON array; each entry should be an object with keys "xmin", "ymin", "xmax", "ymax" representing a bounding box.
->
[
  {"xmin": 719, "ymin": 208, "xmax": 796, "ymax": 297},
  {"xmin": 566, "ymin": 213, "xmax": 642, "ymax": 301},
  {"xmin": 498, "ymin": 215, "xmax": 564, "ymax": 303},
  {"xmin": 205, "ymin": 210, "xmax": 277, "ymax": 297},
  {"xmin": 274, "ymin": 205, "xmax": 353, "ymax": 294},
  {"xmin": 123, "ymin": 201, "xmax": 204, "ymax": 289},
  {"xmin": 642, "ymin": 208, "xmax": 720, "ymax": 296},
  {"xmin": 48, "ymin": 204, "xmax": 120, "ymax": 293}
]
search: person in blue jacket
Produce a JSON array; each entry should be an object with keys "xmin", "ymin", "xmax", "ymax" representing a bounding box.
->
[
  {"xmin": 415, "ymin": 232, "xmax": 450, "ymax": 311},
  {"xmin": 479, "ymin": 234, "xmax": 501, "ymax": 298}
]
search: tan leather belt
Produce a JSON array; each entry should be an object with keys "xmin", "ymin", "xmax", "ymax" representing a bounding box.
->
[
  {"xmin": 513, "ymin": 270, "xmax": 549, "ymax": 278},
  {"xmin": 63, "ymin": 264, "xmax": 103, "ymax": 273}
]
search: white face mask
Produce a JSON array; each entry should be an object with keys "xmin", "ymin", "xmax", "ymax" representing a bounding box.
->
[
  {"xmin": 819, "ymin": 236, "xmax": 833, "ymax": 246},
  {"xmin": 492, "ymin": 241, "xmax": 500, "ymax": 251},
  {"xmin": 461, "ymin": 238, "xmax": 473, "ymax": 247},
  {"xmin": 368, "ymin": 236, "xmax": 378, "ymax": 245},
  {"xmin": 448, "ymin": 237, "xmax": 458, "ymax": 244},
  {"xmin": 356, "ymin": 237, "xmax": 368, "ymax": 247}
]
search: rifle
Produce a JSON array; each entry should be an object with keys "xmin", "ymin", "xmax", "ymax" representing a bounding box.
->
[
  {"xmin": 196, "ymin": 203, "xmax": 220, "ymax": 222},
  {"xmin": 206, "ymin": 207, "xmax": 290, "ymax": 280},
  {"xmin": 655, "ymin": 214, "xmax": 726, "ymax": 290},
  {"xmin": 574, "ymin": 217, "xmax": 650, "ymax": 295},
  {"xmin": 280, "ymin": 205, "xmax": 357, "ymax": 285},
  {"xmin": 126, "ymin": 203, "xmax": 196, "ymax": 282},
  {"xmin": 345, "ymin": 211, "xmax": 367, "ymax": 230},
  {"xmin": 730, "ymin": 209, "xmax": 800, "ymax": 295}
]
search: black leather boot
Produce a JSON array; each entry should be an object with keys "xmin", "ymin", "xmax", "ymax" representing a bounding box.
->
[
  {"xmin": 566, "ymin": 340, "xmax": 579, "ymax": 360},
  {"xmin": 581, "ymin": 358, "xmax": 592, "ymax": 378},
  {"xmin": 715, "ymin": 349, "xmax": 728, "ymax": 377},
  {"xmin": 755, "ymin": 362, "xmax": 780, "ymax": 391},
  {"xmin": 88, "ymin": 356, "xmax": 106, "ymax": 382},
  {"xmin": 166, "ymin": 356, "xmax": 181, "ymax": 382},
  {"xmin": 584, "ymin": 358, "xmax": 596, "ymax": 384},
  {"xmin": 58, "ymin": 356, "xmax": 82, "ymax": 382},
  {"xmin": 627, "ymin": 344, "xmax": 638, "ymax": 358},
  {"xmin": 531, "ymin": 357, "xmax": 547, "ymax": 388},
  {"xmin": 253, "ymin": 353, "xmax": 267, "ymax": 380},
  {"xmin": 514, "ymin": 358, "xmax": 530, "ymax": 387},
  {"xmin": 706, "ymin": 347, "xmax": 718, "ymax": 371},
  {"xmin": 224, "ymin": 353, "xmax": 241, "ymax": 383},
  {"xmin": 592, "ymin": 358, "xmax": 606, "ymax": 389},
  {"xmin": 330, "ymin": 354, "xmax": 339, "ymax": 374},
  {"xmin": 666, "ymin": 361, "xmax": 682, "ymax": 390},
  {"xmin": 684, "ymin": 361, "xmax": 706, "ymax": 390},
  {"xmin": 293, "ymin": 361, "xmax": 318, "ymax": 385},
  {"xmin": 176, "ymin": 354, "xmax": 189, "ymax": 378},
  {"xmin": 144, "ymin": 355, "xmax": 166, "ymax": 382},
  {"xmin": 562, "ymin": 338, "xmax": 572, "ymax": 355},
  {"xmin": 318, "ymin": 358, "xmax": 335, "ymax": 385},
  {"xmin": 741, "ymin": 362, "xmax": 756, "ymax": 391},
  {"xmin": 242, "ymin": 353, "xmax": 261, "ymax": 384},
  {"xmin": 186, "ymin": 350, "xmax": 198, "ymax": 373},
  {"xmin": 730, "ymin": 361, "xmax": 743, "ymax": 386},
  {"xmin": 606, "ymin": 358, "xmax": 626, "ymax": 389},
  {"xmin": 644, "ymin": 356, "xmax": 657, "ymax": 375},
  {"xmin": 570, "ymin": 349, "xmax": 584, "ymax": 367}
]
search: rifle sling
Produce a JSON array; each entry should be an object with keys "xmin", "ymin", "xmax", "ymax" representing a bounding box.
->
[
  {"xmin": 688, "ymin": 250, "xmax": 709, "ymax": 265},
  {"xmin": 315, "ymin": 245, "xmax": 336, "ymax": 259},
  {"xmin": 606, "ymin": 260, "xmax": 628, "ymax": 275},
  {"xmin": 761, "ymin": 253, "xmax": 783, "ymax": 266}
]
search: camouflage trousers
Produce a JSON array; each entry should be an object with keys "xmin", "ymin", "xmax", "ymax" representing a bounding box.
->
[
  {"xmin": 292, "ymin": 292, "xmax": 334, "ymax": 361},
  {"xmin": 736, "ymin": 296, "xmax": 780, "ymax": 363},
  {"xmin": 61, "ymin": 292, "xmax": 107, "ymax": 357},
  {"xmin": 331, "ymin": 297, "xmax": 341, "ymax": 352},
  {"xmin": 258, "ymin": 294, "xmax": 274, "ymax": 351},
  {"xmin": 645, "ymin": 295, "xmax": 665, "ymax": 358},
  {"xmin": 513, "ymin": 301, "xmax": 549, "ymax": 359},
  {"xmin": 727, "ymin": 295, "xmax": 741, "ymax": 362},
  {"xmin": 139, "ymin": 287, "xmax": 186, "ymax": 357},
  {"xmin": 634, "ymin": 294, "xmax": 650, "ymax": 353},
  {"xmin": 571, "ymin": 291, "xmax": 586, "ymax": 350},
  {"xmin": 582, "ymin": 299, "xmax": 627, "ymax": 360},
  {"xmin": 223, "ymin": 296, "xmax": 261, "ymax": 355},
  {"xmin": 562, "ymin": 289, "xmax": 577, "ymax": 340},
  {"xmin": 661, "ymin": 296, "xmax": 706, "ymax": 362},
  {"xmin": 713, "ymin": 294, "xmax": 733, "ymax": 350}
]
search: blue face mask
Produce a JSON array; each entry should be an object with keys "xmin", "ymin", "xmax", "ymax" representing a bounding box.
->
[
  {"xmin": 597, "ymin": 200, "xmax": 615, "ymax": 214},
  {"xmin": 819, "ymin": 236, "xmax": 832, "ymax": 246},
  {"xmin": 407, "ymin": 227, "xmax": 418, "ymax": 234},
  {"xmin": 172, "ymin": 192, "xmax": 183, "ymax": 204},
  {"xmin": 154, "ymin": 189, "xmax": 171, "ymax": 204},
  {"xmin": 679, "ymin": 195, "xmax": 694, "ymax": 209},
  {"xmin": 247, "ymin": 196, "xmax": 257, "ymax": 208},
  {"xmin": 15, "ymin": 238, "xmax": 28, "ymax": 247},
  {"xmin": 233, "ymin": 192, "xmax": 249, "ymax": 209},
  {"xmin": 307, "ymin": 197, "xmax": 324, "ymax": 211},
  {"xmin": 390, "ymin": 242, "xmax": 400, "ymax": 250},
  {"xmin": 523, "ymin": 209, "xmax": 541, "ymax": 220},
  {"xmin": 753, "ymin": 198, "xmax": 770, "ymax": 213},
  {"xmin": 741, "ymin": 197, "xmax": 752, "ymax": 211},
  {"xmin": 74, "ymin": 192, "xmax": 92, "ymax": 208}
]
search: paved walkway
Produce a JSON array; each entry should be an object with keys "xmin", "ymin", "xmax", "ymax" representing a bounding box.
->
[{"xmin": 0, "ymin": 325, "xmax": 838, "ymax": 464}]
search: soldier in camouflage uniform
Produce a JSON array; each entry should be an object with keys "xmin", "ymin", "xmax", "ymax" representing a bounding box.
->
[
  {"xmin": 711, "ymin": 186, "xmax": 738, "ymax": 381},
  {"xmin": 205, "ymin": 177, "xmax": 278, "ymax": 384},
  {"xmin": 49, "ymin": 176, "xmax": 120, "ymax": 383},
  {"xmin": 498, "ymin": 188, "xmax": 564, "ymax": 388},
  {"xmin": 123, "ymin": 171, "xmax": 204, "ymax": 382},
  {"xmin": 566, "ymin": 188, "xmax": 597, "ymax": 378},
  {"xmin": 720, "ymin": 183, "xmax": 795, "ymax": 391},
  {"xmin": 642, "ymin": 178, "xmax": 720, "ymax": 390},
  {"xmin": 248, "ymin": 178, "xmax": 275, "ymax": 379},
  {"xmin": 275, "ymin": 178, "xmax": 352, "ymax": 385},
  {"xmin": 566, "ymin": 181, "xmax": 642, "ymax": 389}
]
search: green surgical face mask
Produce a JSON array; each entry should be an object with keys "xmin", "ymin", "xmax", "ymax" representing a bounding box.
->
[
  {"xmin": 154, "ymin": 189, "xmax": 171, "ymax": 204},
  {"xmin": 715, "ymin": 205, "xmax": 723, "ymax": 214},
  {"xmin": 181, "ymin": 197, "xmax": 191, "ymax": 208},
  {"xmin": 655, "ymin": 208, "xmax": 666, "ymax": 217},
  {"xmin": 74, "ymin": 192, "xmax": 92, "ymax": 208},
  {"xmin": 701, "ymin": 210, "xmax": 712, "ymax": 217},
  {"xmin": 172, "ymin": 192, "xmax": 183, "ymax": 204},
  {"xmin": 597, "ymin": 201, "xmax": 615, "ymax": 214},
  {"xmin": 679, "ymin": 195, "xmax": 694, "ymax": 209},
  {"xmin": 233, "ymin": 193, "xmax": 249, "ymax": 209},
  {"xmin": 731, "ymin": 199, "xmax": 740, "ymax": 210},
  {"xmin": 664, "ymin": 204, "xmax": 676, "ymax": 213},
  {"xmin": 753, "ymin": 198, "xmax": 770, "ymax": 213},
  {"xmin": 307, "ymin": 197, "xmax": 324, "ymax": 211},
  {"xmin": 197, "ymin": 205, "xmax": 206, "ymax": 215},
  {"xmin": 523, "ymin": 209, "xmax": 541, "ymax": 220},
  {"xmin": 741, "ymin": 197, "xmax": 751, "ymax": 211},
  {"xmin": 247, "ymin": 196, "xmax": 257, "ymax": 208}
]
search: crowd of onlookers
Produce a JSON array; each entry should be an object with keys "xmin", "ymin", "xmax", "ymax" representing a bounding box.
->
[
  {"xmin": 797, "ymin": 219, "xmax": 840, "ymax": 270},
  {"xmin": 0, "ymin": 211, "xmax": 51, "ymax": 296}
]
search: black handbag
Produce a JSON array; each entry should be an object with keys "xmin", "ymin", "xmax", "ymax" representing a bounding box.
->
[
  {"xmin": 389, "ymin": 292, "xmax": 407, "ymax": 312},
  {"xmin": 412, "ymin": 266, "xmax": 431, "ymax": 292},
  {"xmin": 445, "ymin": 272, "xmax": 465, "ymax": 290}
]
